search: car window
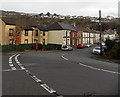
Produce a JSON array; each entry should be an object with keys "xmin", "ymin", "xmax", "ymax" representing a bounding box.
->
[
  {"xmin": 63, "ymin": 45, "xmax": 67, "ymax": 48},
  {"xmin": 95, "ymin": 47, "xmax": 100, "ymax": 50}
]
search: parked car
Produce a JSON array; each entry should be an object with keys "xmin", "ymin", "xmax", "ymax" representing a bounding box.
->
[
  {"xmin": 61, "ymin": 45, "xmax": 73, "ymax": 51},
  {"xmin": 102, "ymin": 45, "xmax": 107, "ymax": 52},
  {"xmin": 96, "ymin": 42, "xmax": 105, "ymax": 46},
  {"xmin": 92, "ymin": 46, "xmax": 104, "ymax": 54},
  {"xmin": 77, "ymin": 44, "xmax": 85, "ymax": 49},
  {"xmin": 85, "ymin": 44, "xmax": 91, "ymax": 48}
]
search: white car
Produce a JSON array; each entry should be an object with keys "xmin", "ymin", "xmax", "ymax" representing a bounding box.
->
[
  {"xmin": 85, "ymin": 44, "xmax": 91, "ymax": 47},
  {"xmin": 92, "ymin": 46, "xmax": 104, "ymax": 54},
  {"xmin": 61, "ymin": 45, "xmax": 73, "ymax": 51}
]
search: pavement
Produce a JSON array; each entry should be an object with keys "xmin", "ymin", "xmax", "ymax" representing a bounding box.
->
[{"xmin": 1, "ymin": 47, "xmax": 120, "ymax": 97}]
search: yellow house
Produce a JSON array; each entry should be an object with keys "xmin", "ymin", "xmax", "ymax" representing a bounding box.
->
[
  {"xmin": 0, "ymin": 19, "xmax": 16, "ymax": 45},
  {"xmin": 78, "ymin": 27, "xmax": 100, "ymax": 44},
  {"xmin": 21, "ymin": 26, "xmax": 48, "ymax": 45},
  {"xmin": 47, "ymin": 22, "xmax": 78, "ymax": 47},
  {"xmin": 48, "ymin": 30, "xmax": 66, "ymax": 45}
]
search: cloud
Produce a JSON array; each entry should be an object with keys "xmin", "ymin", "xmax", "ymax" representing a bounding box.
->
[{"xmin": 1, "ymin": 1, "xmax": 119, "ymax": 17}]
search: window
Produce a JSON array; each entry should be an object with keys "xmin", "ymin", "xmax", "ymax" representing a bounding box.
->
[
  {"xmin": 42, "ymin": 39, "xmax": 45, "ymax": 45},
  {"xmin": 9, "ymin": 39, "xmax": 13, "ymax": 45},
  {"xmin": 25, "ymin": 30, "xmax": 28, "ymax": 36},
  {"xmin": 43, "ymin": 32, "xmax": 45, "ymax": 36},
  {"xmin": 72, "ymin": 40, "xmax": 74, "ymax": 45},
  {"xmin": 34, "ymin": 39, "xmax": 38, "ymax": 43},
  {"xmin": 24, "ymin": 39, "xmax": 28, "ymax": 44},
  {"xmin": 67, "ymin": 31, "xmax": 70, "ymax": 36},
  {"xmin": 40, "ymin": 32, "xmax": 43, "ymax": 36},
  {"xmin": 35, "ymin": 30, "xmax": 38, "ymax": 36},
  {"xmin": 72, "ymin": 33, "xmax": 74, "ymax": 37},
  {"xmin": 9, "ymin": 29, "xmax": 14, "ymax": 36}
]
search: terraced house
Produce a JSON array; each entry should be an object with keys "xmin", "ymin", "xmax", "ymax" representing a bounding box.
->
[
  {"xmin": 46, "ymin": 22, "xmax": 78, "ymax": 47},
  {"xmin": 21, "ymin": 26, "xmax": 48, "ymax": 45},
  {"xmin": 1, "ymin": 18, "xmax": 102, "ymax": 51},
  {"xmin": 0, "ymin": 18, "xmax": 47, "ymax": 46},
  {"xmin": 77, "ymin": 27, "xmax": 100, "ymax": 45},
  {"xmin": 0, "ymin": 18, "xmax": 20, "ymax": 45}
]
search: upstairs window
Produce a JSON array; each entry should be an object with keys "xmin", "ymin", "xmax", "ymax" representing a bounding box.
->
[
  {"xmin": 35, "ymin": 30, "xmax": 38, "ymax": 36},
  {"xmin": 9, "ymin": 29, "xmax": 14, "ymax": 36},
  {"xmin": 25, "ymin": 30, "xmax": 28, "ymax": 36},
  {"xmin": 43, "ymin": 31, "xmax": 45, "ymax": 36}
]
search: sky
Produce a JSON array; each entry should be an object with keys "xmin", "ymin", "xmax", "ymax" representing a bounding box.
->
[{"xmin": 0, "ymin": 0, "xmax": 120, "ymax": 17}]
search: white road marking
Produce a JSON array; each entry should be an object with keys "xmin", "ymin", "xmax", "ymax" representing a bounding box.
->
[
  {"xmin": 61, "ymin": 56, "xmax": 68, "ymax": 60},
  {"xmin": 2, "ymin": 69, "xmax": 23, "ymax": 72},
  {"xmin": 79, "ymin": 62, "xmax": 120, "ymax": 75},
  {"xmin": 15, "ymin": 54, "xmax": 26, "ymax": 70},
  {"xmin": 11, "ymin": 67, "xmax": 17, "ymax": 70},
  {"xmin": 9, "ymin": 54, "xmax": 17, "ymax": 70},
  {"xmin": 16, "ymin": 61, "xmax": 20, "ymax": 64},
  {"xmin": 9, "ymin": 59, "xmax": 12, "ymax": 61},
  {"xmin": 41, "ymin": 84, "xmax": 56, "ymax": 93},
  {"xmin": 9, "ymin": 64, "xmax": 14, "ymax": 67},
  {"xmin": 9, "ymin": 61, "xmax": 12, "ymax": 64},
  {"xmin": 2, "ymin": 69, "xmax": 12, "ymax": 72},
  {"xmin": 8, "ymin": 54, "xmax": 60, "ymax": 96},
  {"xmin": 18, "ymin": 63, "xmax": 22, "ymax": 66}
]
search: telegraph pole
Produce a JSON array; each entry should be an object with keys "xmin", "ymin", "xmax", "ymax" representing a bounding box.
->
[{"xmin": 99, "ymin": 10, "xmax": 103, "ymax": 56}]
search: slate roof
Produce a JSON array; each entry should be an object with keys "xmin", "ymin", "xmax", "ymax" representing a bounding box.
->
[
  {"xmin": 46, "ymin": 22, "xmax": 77, "ymax": 31},
  {"xmin": 77, "ymin": 27, "xmax": 99, "ymax": 33},
  {"xmin": 1, "ymin": 17, "xmax": 45, "ymax": 31},
  {"xmin": 2, "ymin": 18, "xmax": 16, "ymax": 25}
]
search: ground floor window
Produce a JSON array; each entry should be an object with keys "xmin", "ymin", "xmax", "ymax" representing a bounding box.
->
[
  {"xmin": 24, "ymin": 39, "xmax": 28, "ymax": 44},
  {"xmin": 72, "ymin": 40, "xmax": 74, "ymax": 45},
  {"xmin": 9, "ymin": 39, "xmax": 14, "ymax": 45}
]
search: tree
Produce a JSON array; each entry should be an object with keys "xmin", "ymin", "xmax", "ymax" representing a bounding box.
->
[{"xmin": 46, "ymin": 12, "xmax": 51, "ymax": 16}]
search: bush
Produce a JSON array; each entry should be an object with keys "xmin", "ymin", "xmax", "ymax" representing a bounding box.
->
[{"xmin": 104, "ymin": 42, "xmax": 120, "ymax": 59}]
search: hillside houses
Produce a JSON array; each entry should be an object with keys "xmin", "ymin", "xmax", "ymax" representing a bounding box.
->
[{"xmin": 0, "ymin": 18, "xmax": 117, "ymax": 50}]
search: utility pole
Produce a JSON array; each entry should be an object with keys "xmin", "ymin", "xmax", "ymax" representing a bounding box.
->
[
  {"xmin": 66, "ymin": 31, "xmax": 68, "ymax": 45},
  {"xmin": 99, "ymin": 10, "xmax": 103, "ymax": 56}
]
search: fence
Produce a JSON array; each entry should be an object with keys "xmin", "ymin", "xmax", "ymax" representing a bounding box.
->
[{"xmin": 1, "ymin": 44, "xmax": 62, "ymax": 52}]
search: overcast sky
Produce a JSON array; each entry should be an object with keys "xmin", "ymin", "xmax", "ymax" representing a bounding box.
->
[{"xmin": 0, "ymin": 0, "xmax": 120, "ymax": 17}]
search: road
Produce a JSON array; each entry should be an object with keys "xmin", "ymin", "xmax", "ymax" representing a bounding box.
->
[{"xmin": 2, "ymin": 47, "xmax": 120, "ymax": 96}]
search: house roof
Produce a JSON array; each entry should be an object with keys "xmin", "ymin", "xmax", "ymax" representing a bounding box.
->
[
  {"xmin": 1, "ymin": 17, "xmax": 45, "ymax": 31},
  {"xmin": 1, "ymin": 18, "xmax": 16, "ymax": 25},
  {"xmin": 46, "ymin": 22, "xmax": 77, "ymax": 31},
  {"xmin": 77, "ymin": 27, "xmax": 99, "ymax": 33},
  {"xmin": 31, "ymin": 25, "xmax": 45, "ymax": 31}
]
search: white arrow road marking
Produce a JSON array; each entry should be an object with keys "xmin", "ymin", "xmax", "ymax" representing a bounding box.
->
[{"xmin": 79, "ymin": 62, "xmax": 120, "ymax": 75}]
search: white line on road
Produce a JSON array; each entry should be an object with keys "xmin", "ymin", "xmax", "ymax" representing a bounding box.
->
[
  {"xmin": 9, "ymin": 54, "xmax": 16, "ymax": 70},
  {"xmin": 15, "ymin": 54, "xmax": 26, "ymax": 70},
  {"xmin": 79, "ymin": 62, "xmax": 120, "ymax": 75},
  {"xmin": 11, "ymin": 67, "xmax": 17, "ymax": 70},
  {"xmin": 41, "ymin": 84, "xmax": 56, "ymax": 93},
  {"xmin": 61, "ymin": 55, "xmax": 68, "ymax": 60},
  {"xmin": 2, "ymin": 69, "xmax": 23, "ymax": 72}
]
